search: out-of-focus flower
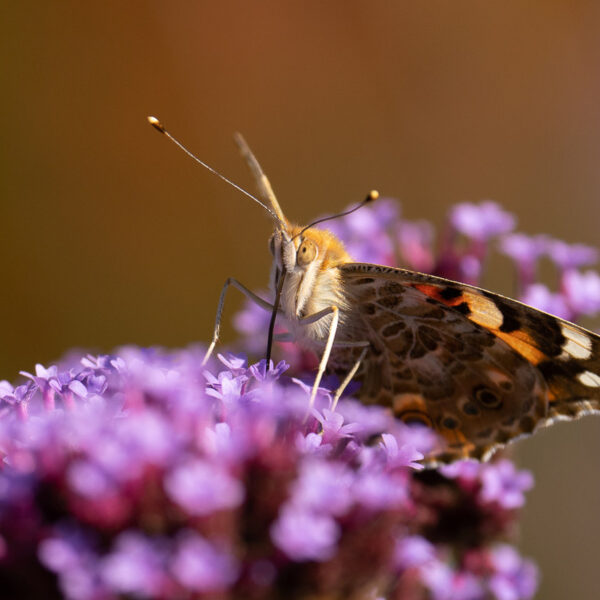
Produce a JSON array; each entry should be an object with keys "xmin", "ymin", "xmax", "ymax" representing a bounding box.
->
[
  {"xmin": 479, "ymin": 460, "xmax": 534, "ymax": 510},
  {"xmin": 487, "ymin": 545, "xmax": 538, "ymax": 600},
  {"xmin": 547, "ymin": 240, "xmax": 598, "ymax": 271},
  {"xmin": 325, "ymin": 196, "xmax": 400, "ymax": 264},
  {"xmin": 450, "ymin": 201, "xmax": 516, "ymax": 241},
  {"xmin": 562, "ymin": 269, "xmax": 600, "ymax": 318}
]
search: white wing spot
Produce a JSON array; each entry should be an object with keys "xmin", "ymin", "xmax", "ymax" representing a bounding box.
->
[
  {"xmin": 577, "ymin": 370, "xmax": 600, "ymax": 388},
  {"xmin": 559, "ymin": 323, "xmax": 592, "ymax": 360}
]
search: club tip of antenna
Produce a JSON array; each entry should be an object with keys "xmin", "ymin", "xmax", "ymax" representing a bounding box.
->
[
  {"xmin": 366, "ymin": 190, "xmax": 379, "ymax": 202},
  {"xmin": 147, "ymin": 116, "xmax": 165, "ymax": 134}
]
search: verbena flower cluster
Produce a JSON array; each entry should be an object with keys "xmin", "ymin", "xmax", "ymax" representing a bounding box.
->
[
  {"xmin": 1, "ymin": 350, "xmax": 536, "ymax": 600},
  {"xmin": 2, "ymin": 197, "xmax": 596, "ymax": 599}
]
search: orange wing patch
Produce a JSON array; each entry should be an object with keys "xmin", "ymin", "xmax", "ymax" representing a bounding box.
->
[{"xmin": 411, "ymin": 283, "xmax": 548, "ymax": 366}]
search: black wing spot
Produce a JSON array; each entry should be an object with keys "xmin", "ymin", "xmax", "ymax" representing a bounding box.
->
[
  {"xmin": 497, "ymin": 303, "xmax": 521, "ymax": 333},
  {"xmin": 439, "ymin": 286, "xmax": 462, "ymax": 301},
  {"xmin": 462, "ymin": 402, "xmax": 480, "ymax": 416},
  {"xmin": 442, "ymin": 416, "xmax": 459, "ymax": 429},
  {"xmin": 454, "ymin": 302, "xmax": 471, "ymax": 315},
  {"xmin": 474, "ymin": 385, "xmax": 503, "ymax": 409},
  {"xmin": 538, "ymin": 359, "xmax": 583, "ymax": 381}
]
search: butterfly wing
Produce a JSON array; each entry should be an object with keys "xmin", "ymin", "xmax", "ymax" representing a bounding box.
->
[{"xmin": 338, "ymin": 263, "xmax": 600, "ymax": 463}]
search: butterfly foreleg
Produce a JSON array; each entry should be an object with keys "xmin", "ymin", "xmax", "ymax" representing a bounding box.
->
[
  {"xmin": 297, "ymin": 305, "xmax": 341, "ymax": 412},
  {"xmin": 202, "ymin": 278, "xmax": 276, "ymax": 366}
]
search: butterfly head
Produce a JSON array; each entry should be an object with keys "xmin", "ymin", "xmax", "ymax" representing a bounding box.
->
[
  {"xmin": 268, "ymin": 220, "xmax": 352, "ymax": 320},
  {"xmin": 269, "ymin": 225, "xmax": 349, "ymax": 274},
  {"xmin": 266, "ymin": 190, "xmax": 378, "ymax": 283}
]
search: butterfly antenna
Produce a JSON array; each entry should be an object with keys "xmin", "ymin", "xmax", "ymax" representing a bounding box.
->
[
  {"xmin": 147, "ymin": 116, "xmax": 281, "ymax": 224},
  {"xmin": 293, "ymin": 190, "xmax": 379, "ymax": 240}
]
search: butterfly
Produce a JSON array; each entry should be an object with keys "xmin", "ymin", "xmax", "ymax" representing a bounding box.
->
[{"xmin": 148, "ymin": 117, "xmax": 600, "ymax": 464}]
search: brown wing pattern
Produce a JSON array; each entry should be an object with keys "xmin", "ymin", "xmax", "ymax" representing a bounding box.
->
[{"xmin": 338, "ymin": 263, "xmax": 600, "ymax": 463}]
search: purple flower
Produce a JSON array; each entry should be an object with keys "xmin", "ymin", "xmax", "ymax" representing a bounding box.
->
[
  {"xmin": 547, "ymin": 239, "xmax": 598, "ymax": 270},
  {"xmin": 487, "ymin": 545, "xmax": 538, "ymax": 600},
  {"xmin": 450, "ymin": 201, "xmax": 516, "ymax": 240},
  {"xmin": 479, "ymin": 460, "xmax": 534, "ymax": 509},
  {"xmin": 67, "ymin": 459, "xmax": 116, "ymax": 498},
  {"xmin": 171, "ymin": 532, "xmax": 239, "ymax": 592},
  {"xmin": 38, "ymin": 529, "xmax": 105, "ymax": 600},
  {"xmin": 217, "ymin": 352, "xmax": 248, "ymax": 374},
  {"xmin": 313, "ymin": 408, "xmax": 363, "ymax": 444},
  {"xmin": 233, "ymin": 294, "xmax": 272, "ymax": 354},
  {"xmin": 20, "ymin": 363, "xmax": 59, "ymax": 410},
  {"xmin": 249, "ymin": 358, "xmax": 290, "ymax": 381},
  {"xmin": 324, "ymin": 197, "xmax": 400, "ymax": 264},
  {"xmin": 379, "ymin": 432, "xmax": 424, "ymax": 470},
  {"xmin": 500, "ymin": 233, "xmax": 549, "ymax": 289},
  {"xmin": 0, "ymin": 380, "xmax": 34, "ymax": 419},
  {"xmin": 289, "ymin": 460, "xmax": 353, "ymax": 515},
  {"xmin": 395, "ymin": 535, "xmax": 436, "ymax": 571},
  {"xmin": 353, "ymin": 469, "xmax": 408, "ymax": 510},
  {"xmin": 397, "ymin": 220, "xmax": 435, "ymax": 272},
  {"xmin": 100, "ymin": 532, "xmax": 168, "ymax": 596},
  {"xmin": 562, "ymin": 269, "xmax": 600, "ymax": 317},
  {"xmin": 204, "ymin": 369, "xmax": 249, "ymax": 404},
  {"xmin": 499, "ymin": 233, "xmax": 548, "ymax": 265},
  {"xmin": 164, "ymin": 458, "xmax": 244, "ymax": 515},
  {"xmin": 421, "ymin": 560, "xmax": 485, "ymax": 600},
  {"xmin": 440, "ymin": 459, "xmax": 482, "ymax": 483},
  {"xmin": 271, "ymin": 506, "xmax": 340, "ymax": 561}
]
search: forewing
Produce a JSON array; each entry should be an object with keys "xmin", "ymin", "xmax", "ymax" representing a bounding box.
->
[{"xmin": 339, "ymin": 263, "xmax": 600, "ymax": 463}]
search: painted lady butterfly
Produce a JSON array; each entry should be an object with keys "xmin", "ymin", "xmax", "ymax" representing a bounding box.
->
[{"xmin": 149, "ymin": 117, "xmax": 600, "ymax": 464}]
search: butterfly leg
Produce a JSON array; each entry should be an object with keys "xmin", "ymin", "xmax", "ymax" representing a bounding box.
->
[
  {"xmin": 297, "ymin": 306, "xmax": 341, "ymax": 411},
  {"xmin": 202, "ymin": 278, "xmax": 275, "ymax": 366},
  {"xmin": 331, "ymin": 343, "xmax": 370, "ymax": 411}
]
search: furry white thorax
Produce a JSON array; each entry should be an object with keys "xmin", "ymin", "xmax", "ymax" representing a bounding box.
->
[{"xmin": 270, "ymin": 231, "xmax": 348, "ymax": 344}]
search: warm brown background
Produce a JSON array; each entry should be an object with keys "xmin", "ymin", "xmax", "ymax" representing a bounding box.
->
[{"xmin": 2, "ymin": 2, "xmax": 599, "ymax": 598}]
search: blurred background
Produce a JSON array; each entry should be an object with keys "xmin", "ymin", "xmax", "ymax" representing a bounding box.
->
[{"xmin": 2, "ymin": 2, "xmax": 599, "ymax": 597}]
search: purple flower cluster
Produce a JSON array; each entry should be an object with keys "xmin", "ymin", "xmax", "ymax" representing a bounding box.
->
[{"xmin": 0, "ymin": 349, "xmax": 537, "ymax": 599}]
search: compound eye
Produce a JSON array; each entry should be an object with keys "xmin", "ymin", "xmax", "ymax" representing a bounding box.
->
[{"xmin": 297, "ymin": 239, "xmax": 317, "ymax": 266}]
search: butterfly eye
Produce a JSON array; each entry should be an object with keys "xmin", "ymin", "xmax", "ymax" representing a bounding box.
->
[{"xmin": 297, "ymin": 239, "xmax": 317, "ymax": 266}]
